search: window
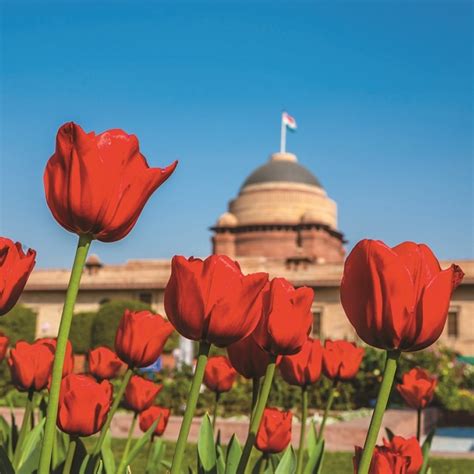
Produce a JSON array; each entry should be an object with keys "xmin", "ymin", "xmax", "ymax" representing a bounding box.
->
[
  {"xmin": 447, "ymin": 309, "xmax": 459, "ymax": 338},
  {"xmin": 312, "ymin": 310, "xmax": 322, "ymax": 337},
  {"xmin": 139, "ymin": 292, "xmax": 153, "ymax": 305}
]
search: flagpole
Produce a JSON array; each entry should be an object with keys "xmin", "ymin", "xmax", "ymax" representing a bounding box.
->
[{"xmin": 280, "ymin": 113, "xmax": 286, "ymax": 153}]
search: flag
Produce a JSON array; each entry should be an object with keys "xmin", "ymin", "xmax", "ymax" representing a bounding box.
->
[{"xmin": 282, "ymin": 112, "xmax": 297, "ymax": 132}]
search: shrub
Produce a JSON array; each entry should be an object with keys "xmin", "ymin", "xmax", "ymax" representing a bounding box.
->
[
  {"xmin": 70, "ymin": 311, "xmax": 96, "ymax": 354},
  {"xmin": 0, "ymin": 305, "xmax": 37, "ymax": 344},
  {"xmin": 91, "ymin": 300, "xmax": 151, "ymax": 348}
]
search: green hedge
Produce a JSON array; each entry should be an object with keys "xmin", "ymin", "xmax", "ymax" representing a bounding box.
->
[
  {"xmin": 91, "ymin": 300, "xmax": 151, "ymax": 349},
  {"xmin": 70, "ymin": 311, "xmax": 96, "ymax": 354},
  {"xmin": 0, "ymin": 305, "xmax": 37, "ymax": 344}
]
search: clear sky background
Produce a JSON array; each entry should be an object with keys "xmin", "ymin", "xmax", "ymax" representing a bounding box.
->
[{"xmin": 1, "ymin": 0, "xmax": 472, "ymax": 268}]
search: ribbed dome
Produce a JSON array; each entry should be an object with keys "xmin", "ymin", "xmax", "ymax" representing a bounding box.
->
[{"xmin": 241, "ymin": 153, "xmax": 322, "ymax": 190}]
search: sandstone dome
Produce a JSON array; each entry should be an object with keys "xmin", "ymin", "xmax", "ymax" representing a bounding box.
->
[{"xmin": 229, "ymin": 152, "xmax": 337, "ymax": 229}]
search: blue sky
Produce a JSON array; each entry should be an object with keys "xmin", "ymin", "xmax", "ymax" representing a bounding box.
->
[{"xmin": 1, "ymin": 0, "xmax": 472, "ymax": 268}]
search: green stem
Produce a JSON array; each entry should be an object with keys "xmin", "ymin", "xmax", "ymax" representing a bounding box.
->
[
  {"xmin": 317, "ymin": 379, "xmax": 338, "ymax": 442},
  {"xmin": 212, "ymin": 392, "xmax": 220, "ymax": 432},
  {"xmin": 237, "ymin": 356, "xmax": 277, "ymax": 474},
  {"xmin": 117, "ymin": 412, "xmax": 138, "ymax": 474},
  {"xmin": 296, "ymin": 386, "xmax": 308, "ymax": 474},
  {"xmin": 357, "ymin": 350, "xmax": 400, "ymax": 474},
  {"xmin": 417, "ymin": 408, "xmax": 422, "ymax": 442},
  {"xmin": 250, "ymin": 377, "xmax": 260, "ymax": 422},
  {"xmin": 170, "ymin": 341, "xmax": 211, "ymax": 474},
  {"xmin": 92, "ymin": 367, "xmax": 133, "ymax": 457},
  {"xmin": 13, "ymin": 389, "xmax": 34, "ymax": 469},
  {"xmin": 38, "ymin": 234, "xmax": 92, "ymax": 474},
  {"xmin": 62, "ymin": 437, "xmax": 77, "ymax": 474}
]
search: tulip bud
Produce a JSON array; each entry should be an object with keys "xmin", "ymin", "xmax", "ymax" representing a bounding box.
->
[
  {"xmin": 280, "ymin": 338, "xmax": 323, "ymax": 387},
  {"xmin": 115, "ymin": 310, "xmax": 174, "ymax": 368},
  {"xmin": 227, "ymin": 335, "xmax": 276, "ymax": 379},
  {"xmin": 88, "ymin": 346, "xmax": 124, "ymax": 381},
  {"xmin": 139, "ymin": 406, "xmax": 171, "ymax": 437},
  {"xmin": 322, "ymin": 340, "xmax": 364, "ymax": 381},
  {"xmin": 37, "ymin": 338, "xmax": 75, "ymax": 377},
  {"xmin": 44, "ymin": 122, "xmax": 177, "ymax": 242},
  {"xmin": 164, "ymin": 255, "xmax": 269, "ymax": 347},
  {"xmin": 396, "ymin": 368, "xmax": 437, "ymax": 410},
  {"xmin": 57, "ymin": 374, "xmax": 112, "ymax": 437},
  {"xmin": 203, "ymin": 356, "xmax": 237, "ymax": 393},
  {"xmin": 341, "ymin": 240, "xmax": 464, "ymax": 352},
  {"xmin": 253, "ymin": 278, "xmax": 313, "ymax": 356},
  {"xmin": 0, "ymin": 237, "xmax": 36, "ymax": 316},
  {"xmin": 8, "ymin": 340, "xmax": 54, "ymax": 392},
  {"xmin": 124, "ymin": 375, "xmax": 162, "ymax": 413},
  {"xmin": 255, "ymin": 407, "xmax": 292, "ymax": 454},
  {"xmin": 353, "ymin": 436, "xmax": 423, "ymax": 474}
]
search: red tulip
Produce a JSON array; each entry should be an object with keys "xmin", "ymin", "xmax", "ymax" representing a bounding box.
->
[
  {"xmin": 57, "ymin": 374, "xmax": 112, "ymax": 436},
  {"xmin": 8, "ymin": 340, "xmax": 54, "ymax": 391},
  {"xmin": 0, "ymin": 237, "xmax": 36, "ymax": 316},
  {"xmin": 139, "ymin": 406, "xmax": 171, "ymax": 436},
  {"xmin": 164, "ymin": 255, "xmax": 268, "ymax": 347},
  {"xmin": 280, "ymin": 338, "xmax": 323, "ymax": 387},
  {"xmin": 397, "ymin": 368, "xmax": 437, "ymax": 410},
  {"xmin": 383, "ymin": 436, "xmax": 423, "ymax": 474},
  {"xmin": 37, "ymin": 338, "xmax": 75, "ymax": 377},
  {"xmin": 255, "ymin": 407, "xmax": 292, "ymax": 454},
  {"xmin": 88, "ymin": 346, "xmax": 124, "ymax": 380},
  {"xmin": 353, "ymin": 445, "xmax": 409, "ymax": 474},
  {"xmin": 322, "ymin": 340, "xmax": 364, "ymax": 381},
  {"xmin": 203, "ymin": 356, "xmax": 237, "ymax": 393},
  {"xmin": 44, "ymin": 122, "xmax": 177, "ymax": 242},
  {"xmin": 0, "ymin": 333, "xmax": 9, "ymax": 362},
  {"xmin": 227, "ymin": 335, "xmax": 278, "ymax": 379},
  {"xmin": 124, "ymin": 375, "xmax": 162, "ymax": 413},
  {"xmin": 353, "ymin": 436, "xmax": 423, "ymax": 474},
  {"xmin": 253, "ymin": 278, "xmax": 313, "ymax": 356},
  {"xmin": 115, "ymin": 310, "xmax": 174, "ymax": 368},
  {"xmin": 341, "ymin": 240, "xmax": 464, "ymax": 351}
]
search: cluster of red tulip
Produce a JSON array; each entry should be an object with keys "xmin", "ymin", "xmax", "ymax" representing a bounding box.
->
[{"xmin": 0, "ymin": 122, "xmax": 463, "ymax": 474}]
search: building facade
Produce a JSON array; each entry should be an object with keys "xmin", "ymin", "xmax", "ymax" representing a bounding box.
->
[{"xmin": 18, "ymin": 151, "xmax": 474, "ymax": 355}]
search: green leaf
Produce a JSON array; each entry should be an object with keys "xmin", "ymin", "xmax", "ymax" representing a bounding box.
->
[
  {"xmin": 0, "ymin": 445, "xmax": 15, "ymax": 474},
  {"xmin": 419, "ymin": 428, "xmax": 436, "ymax": 474},
  {"xmin": 275, "ymin": 446, "xmax": 296, "ymax": 474},
  {"xmin": 225, "ymin": 434, "xmax": 242, "ymax": 474},
  {"xmin": 385, "ymin": 427, "xmax": 395, "ymax": 441},
  {"xmin": 79, "ymin": 454, "xmax": 93, "ymax": 474},
  {"xmin": 17, "ymin": 418, "xmax": 45, "ymax": 472},
  {"xmin": 198, "ymin": 414, "xmax": 217, "ymax": 473},
  {"xmin": 251, "ymin": 454, "xmax": 266, "ymax": 474},
  {"xmin": 216, "ymin": 444, "xmax": 226, "ymax": 474},
  {"xmin": 269, "ymin": 453, "xmax": 282, "ymax": 471},
  {"xmin": 64, "ymin": 438, "xmax": 88, "ymax": 474},
  {"xmin": 0, "ymin": 415, "xmax": 10, "ymax": 449},
  {"xmin": 145, "ymin": 438, "xmax": 165, "ymax": 474},
  {"xmin": 8, "ymin": 410, "xmax": 18, "ymax": 459},
  {"xmin": 303, "ymin": 438, "xmax": 325, "ymax": 474},
  {"xmin": 125, "ymin": 419, "xmax": 158, "ymax": 468},
  {"xmin": 101, "ymin": 432, "xmax": 116, "ymax": 474},
  {"xmin": 52, "ymin": 428, "xmax": 70, "ymax": 469},
  {"xmin": 306, "ymin": 420, "xmax": 318, "ymax": 456},
  {"xmin": 161, "ymin": 460, "xmax": 172, "ymax": 470}
]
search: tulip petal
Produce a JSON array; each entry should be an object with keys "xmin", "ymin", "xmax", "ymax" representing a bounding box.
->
[
  {"xmin": 407, "ymin": 265, "xmax": 459, "ymax": 351},
  {"xmin": 341, "ymin": 240, "xmax": 416, "ymax": 350}
]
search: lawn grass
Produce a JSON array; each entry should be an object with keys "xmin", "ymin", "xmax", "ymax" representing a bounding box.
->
[{"xmin": 92, "ymin": 438, "xmax": 474, "ymax": 473}]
